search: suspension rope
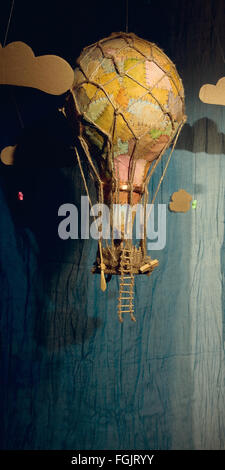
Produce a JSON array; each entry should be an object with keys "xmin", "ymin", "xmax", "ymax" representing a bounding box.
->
[
  {"xmin": 74, "ymin": 145, "xmax": 106, "ymax": 291},
  {"xmin": 2, "ymin": 1, "xmax": 25, "ymax": 130},
  {"xmin": 150, "ymin": 121, "xmax": 185, "ymax": 206},
  {"xmin": 146, "ymin": 119, "xmax": 186, "ymax": 223},
  {"xmin": 126, "ymin": 0, "xmax": 129, "ymax": 33},
  {"xmin": 3, "ymin": 0, "xmax": 15, "ymax": 46}
]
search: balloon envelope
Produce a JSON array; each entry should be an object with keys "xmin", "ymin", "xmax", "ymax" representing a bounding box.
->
[{"xmin": 68, "ymin": 32, "xmax": 185, "ymax": 204}]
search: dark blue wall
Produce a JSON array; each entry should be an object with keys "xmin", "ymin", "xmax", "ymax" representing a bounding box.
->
[{"xmin": 0, "ymin": 0, "xmax": 224, "ymax": 450}]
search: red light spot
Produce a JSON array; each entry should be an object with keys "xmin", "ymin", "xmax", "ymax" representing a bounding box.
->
[{"xmin": 18, "ymin": 191, "xmax": 24, "ymax": 201}]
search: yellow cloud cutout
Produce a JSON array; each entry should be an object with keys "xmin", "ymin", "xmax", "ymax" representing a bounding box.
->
[
  {"xmin": 169, "ymin": 189, "xmax": 192, "ymax": 213},
  {"xmin": 0, "ymin": 145, "xmax": 16, "ymax": 165},
  {"xmin": 199, "ymin": 77, "xmax": 225, "ymax": 106},
  {"xmin": 0, "ymin": 41, "xmax": 74, "ymax": 95}
]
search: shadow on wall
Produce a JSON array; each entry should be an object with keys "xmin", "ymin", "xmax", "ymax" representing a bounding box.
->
[
  {"xmin": 0, "ymin": 109, "xmax": 102, "ymax": 353},
  {"xmin": 222, "ymin": 228, "xmax": 225, "ymax": 346},
  {"xmin": 179, "ymin": 115, "xmax": 225, "ymax": 444},
  {"xmin": 177, "ymin": 117, "xmax": 225, "ymax": 346},
  {"xmin": 176, "ymin": 118, "xmax": 225, "ymax": 154}
]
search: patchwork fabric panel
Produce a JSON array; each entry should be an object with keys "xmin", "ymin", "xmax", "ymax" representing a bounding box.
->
[{"xmin": 72, "ymin": 32, "xmax": 185, "ymax": 186}]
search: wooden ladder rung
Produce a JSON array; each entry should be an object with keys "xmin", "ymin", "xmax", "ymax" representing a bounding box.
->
[
  {"xmin": 118, "ymin": 249, "xmax": 135, "ymax": 320},
  {"xmin": 118, "ymin": 309, "xmax": 134, "ymax": 313}
]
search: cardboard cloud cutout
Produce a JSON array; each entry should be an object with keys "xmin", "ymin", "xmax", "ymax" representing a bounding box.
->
[
  {"xmin": 0, "ymin": 145, "xmax": 16, "ymax": 165},
  {"xmin": 0, "ymin": 41, "xmax": 74, "ymax": 95},
  {"xmin": 169, "ymin": 189, "xmax": 192, "ymax": 213},
  {"xmin": 199, "ymin": 77, "xmax": 225, "ymax": 106}
]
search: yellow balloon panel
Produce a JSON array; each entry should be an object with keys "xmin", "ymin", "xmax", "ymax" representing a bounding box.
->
[
  {"xmin": 125, "ymin": 62, "xmax": 147, "ymax": 88},
  {"xmin": 73, "ymin": 32, "xmax": 185, "ymax": 162},
  {"xmin": 115, "ymin": 46, "xmax": 145, "ymax": 62},
  {"xmin": 132, "ymin": 36, "xmax": 152, "ymax": 59},
  {"xmin": 103, "ymin": 78, "xmax": 124, "ymax": 104},
  {"xmin": 79, "ymin": 46, "xmax": 102, "ymax": 76},
  {"xmin": 95, "ymin": 102, "xmax": 115, "ymax": 134},
  {"xmin": 114, "ymin": 113, "xmax": 134, "ymax": 142},
  {"xmin": 101, "ymin": 36, "xmax": 128, "ymax": 53},
  {"xmin": 122, "ymin": 75, "xmax": 147, "ymax": 100},
  {"xmin": 82, "ymin": 83, "xmax": 98, "ymax": 100}
]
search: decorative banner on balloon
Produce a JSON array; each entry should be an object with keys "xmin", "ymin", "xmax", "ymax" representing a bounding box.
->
[
  {"xmin": 199, "ymin": 77, "xmax": 225, "ymax": 106},
  {"xmin": 0, "ymin": 145, "xmax": 16, "ymax": 165},
  {"xmin": 0, "ymin": 42, "xmax": 74, "ymax": 95},
  {"xmin": 169, "ymin": 189, "xmax": 192, "ymax": 213}
]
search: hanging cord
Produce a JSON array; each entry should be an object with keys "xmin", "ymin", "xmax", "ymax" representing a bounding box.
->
[
  {"xmin": 10, "ymin": 91, "xmax": 24, "ymax": 129},
  {"xmin": 150, "ymin": 122, "xmax": 185, "ymax": 206},
  {"xmin": 125, "ymin": 0, "xmax": 129, "ymax": 33},
  {"xmin": 3, "ymin": 0, "xmax": 15, "ymax": 46},
  {"xmin": 146, "ymin": 120, "xmax": 186, "ymax": 223},
  {"xmin": 74, "ymin": 145, "xmax": 106, "ymax": 291},
  {"xmin": 2, "ymin": 0, "xmax": 24, "ymax": 129}
]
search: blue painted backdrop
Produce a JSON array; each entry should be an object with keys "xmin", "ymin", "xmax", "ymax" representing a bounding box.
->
[{"xmin": 0, "ymin": 0, "xmax": 224, "ymax": 449}]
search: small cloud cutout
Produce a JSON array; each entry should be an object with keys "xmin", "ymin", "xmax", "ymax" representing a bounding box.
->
[
  {"xmin": 0, "ymin": 41, "xmax": 74, "ymax": 95},
  {"xmin": 0, "ymin": 145, "xmax": 16, "ymax": 165},
  {"xmin": 169, "ymin": 189, "xmax": 192, "ymax": 213},
  {"xmin": 199, "ymin": 77, "xmax": 225, "ymax": 106}
]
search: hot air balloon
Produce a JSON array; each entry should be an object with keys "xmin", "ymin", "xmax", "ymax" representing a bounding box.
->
[{"xmin": 64, "ymin": 32, "xmax": 186, "ymax": 322}]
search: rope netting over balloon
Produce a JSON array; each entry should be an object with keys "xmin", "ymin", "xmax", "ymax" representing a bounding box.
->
[{"xmin": 64, "ymin": 32, "xmax": 186, "ymax": 321}]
